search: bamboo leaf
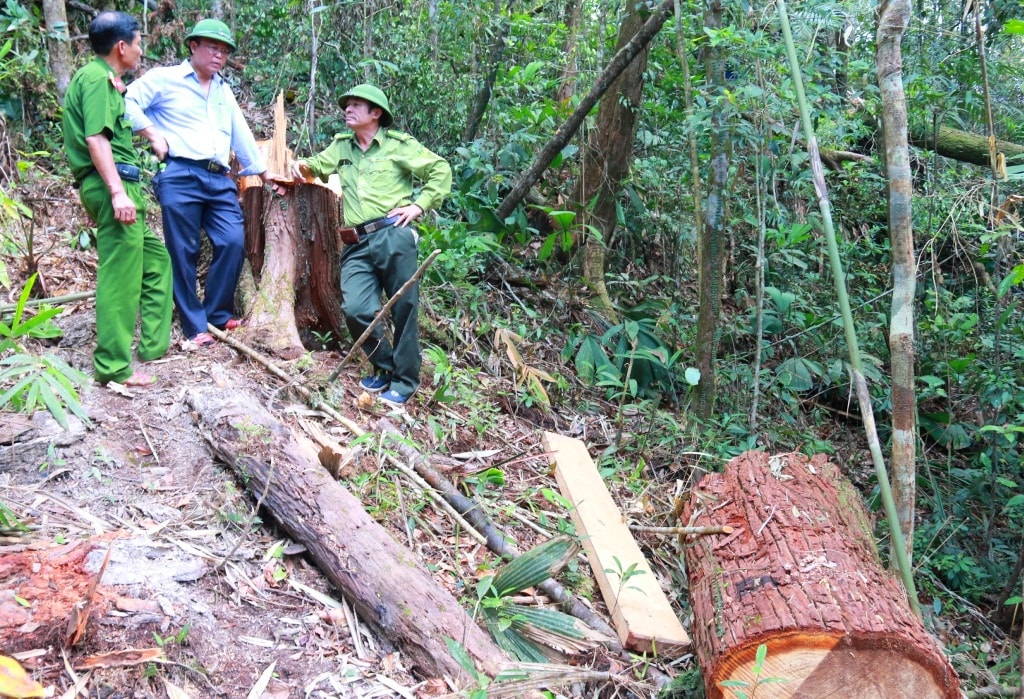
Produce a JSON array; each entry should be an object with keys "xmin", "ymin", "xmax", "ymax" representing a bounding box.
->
[{"xmin": 492, "ymin": 536, "xmax": 579, "ymax": 597}]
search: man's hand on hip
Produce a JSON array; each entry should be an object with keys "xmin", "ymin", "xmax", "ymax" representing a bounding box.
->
[{"xmin": 389, "ymin": 204, "xmax": 423, "ymax": 229}]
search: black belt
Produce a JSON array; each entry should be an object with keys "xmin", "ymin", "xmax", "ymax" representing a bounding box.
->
[
  {"xmin": 75, "ymin": 162, "xmax": 140, "ymax": 188},
  {"xmin": 167, "ymin": 156, "xmax": 229, "ymax": 175},
  {"xmin": 342, "ymin": 215, "xmax": 400, "ymax": 238}
]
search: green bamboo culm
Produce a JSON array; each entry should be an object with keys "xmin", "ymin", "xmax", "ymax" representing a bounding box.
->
[{"xmin": 774, "ymin": 0, "xmax": 921, "ymax": 617}]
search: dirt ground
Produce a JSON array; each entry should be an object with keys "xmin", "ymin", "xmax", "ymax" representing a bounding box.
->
[{"xmin": 0, "ymin": 179, "xmax": 683, "ymax": 698}]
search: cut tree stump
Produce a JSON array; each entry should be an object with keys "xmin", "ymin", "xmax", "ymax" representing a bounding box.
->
[
  {"xmin": 681, "ymin": 450, "xmax": 960, "ymax": 698},
  {"xmin": 185, "ymin": 385, "xmax": 509, "ymax": 681},
  {"xmin": 237, "ymin": 93, "xmax": 346, "ymax": 358},
  {"xmin": 543, "ymin": 431, "xmax": 690, "ymax": 655}
]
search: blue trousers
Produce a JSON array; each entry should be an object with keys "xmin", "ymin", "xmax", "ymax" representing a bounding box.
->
[
  {"xmin": 340, "ymin": 224, "xmax": 421, "ymax": 397},
  {"xmin": 152, "ymin": 160, "xmax": 244, "ymax": 339}
]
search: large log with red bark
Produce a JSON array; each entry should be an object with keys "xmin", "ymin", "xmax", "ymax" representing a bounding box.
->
[
  {"xmin": 681, "ymin": 450, "xmax": 959, "ymax": 699},
  {"xmin": 186, "ymin": 385, "xmax": 509, "ymax": 681}
]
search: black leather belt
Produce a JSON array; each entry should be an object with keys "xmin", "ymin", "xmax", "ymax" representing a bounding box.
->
[
  {"xmin": 168, "ymin": 156, "xmax": 229, "ymax": 175},
  {"xmin": 75, "ymin": 162, "xmax": 139, "ymax": 188},
  {"xmin": 341, "ymin": 215, "xmax": 400, "ymax": 239}
]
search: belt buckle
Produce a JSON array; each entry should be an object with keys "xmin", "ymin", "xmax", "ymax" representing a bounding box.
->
[{"xmin": 206, "ymin": 161, "xmax": 221, "ymax": 173}]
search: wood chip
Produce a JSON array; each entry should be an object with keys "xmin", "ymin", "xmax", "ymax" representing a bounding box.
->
[
  {"xmin": 73, "ymin": 648, "xmax": 164, "ymax": 670},
  {"xmin": 114, "ymin": 597, "xmax": 162, "ymax": 614}
]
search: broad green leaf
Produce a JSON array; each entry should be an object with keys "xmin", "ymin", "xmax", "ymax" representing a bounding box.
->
[{"xmin": 775, "ymin": 357, "xmax": 821, "ymax": 391}]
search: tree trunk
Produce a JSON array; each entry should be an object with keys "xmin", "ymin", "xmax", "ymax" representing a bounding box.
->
[
  {"xmin": 239, "ymin": 191, "xmax": 305, "ymax": 358},
  {"xmin": 185, "ymin": 385, "xmax": 510, "ymax": 681},
  {"xmin": 877, "ymin": 0, "xmax": 916, "ymax": 565},
  {"xmin": 573, "ymin": 4, "xmax": 650, "ymax": 315},
  {"xmin": 494, "ymin": 0, "xmax": 675, "ymax": 222},
  {"xmin": 555, "ymin": 0, "xmax": 583, "ymax": 107},
  {"xmin": 42, "ymin": 0, "xmax": 73, "ymax": 100},
  {"xmin": 910, "ymin": 125, "xmax": 1024, "ymax": 168},
  {"xmin": 463, "ymin": 10, "xmax": 508, "ymax": 143},
  {"xmin": 680, "ymin": 451, "xmax": 961, "ymax": 699},
  {"xmin": 693, "ymin": 0, "xmax": 729, "ymax": 419},
  {"xmin": 240, "ymin": 177, "xmax": 346, "ymax": 356}
]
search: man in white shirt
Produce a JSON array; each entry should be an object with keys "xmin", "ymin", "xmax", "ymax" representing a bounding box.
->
[{"xmin": 126, "ymin": 18, "xmax": 275, "ymax": 346}]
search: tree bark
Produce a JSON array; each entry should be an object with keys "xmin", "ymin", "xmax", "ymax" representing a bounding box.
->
[
  {"xmin": 240, "ymin": 178, "xmax": 346, "ymax": 356},
  {"xmin": 681, "ymin": 451, "xmax": 961, "ymax": 699},
  {"xmin": 494, "ymin": 0, "xmax": 675, "ymax": 222},
  {"xmin": 877, "ymin": 0, "xmax": 917, "ymax": 565},
  {"xmin": 43, "ymin": 0, "xmax": 73, "ymax": 100},
  {"xmin": 572, "ymin": 4, "xmax": 650, "ymax": 315},
  {"xmin": 693, "ymin": 0, "xmax": 729, "ymax": 419},
  {"xmin": 239, "ymin": 191, "xmax": 305, "ymax": 359},
  {"xmin": 185, "ymin": 385, "xmax": 510, "ymax": 681},
  {"xmin": 555, "ymin": 0, "xmax": 583, "ymax": 107}
]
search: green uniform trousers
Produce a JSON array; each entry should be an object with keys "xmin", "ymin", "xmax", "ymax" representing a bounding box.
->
[
  {"xmin": 79, "ymin": 175, "xmax": 173, "ymax": 383},
  {"xmin": 340, "ymin": 224, "xmax": 420, "ymax": 397}
]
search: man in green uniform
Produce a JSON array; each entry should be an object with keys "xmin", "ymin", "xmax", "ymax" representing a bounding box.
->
[
  {"xmin": 63, "ymin": 11, "xmax": 172, "ymax": 387},
  {"xmin": 292, "ymin": 84, "xmax": 451, "ymax": 406}
]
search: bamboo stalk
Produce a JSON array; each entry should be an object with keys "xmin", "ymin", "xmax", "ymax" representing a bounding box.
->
[
  {"xmin": 775, "ymin": 0, "xmax": 919, "ymax": 616},
  {"xmin": 0, "ymin": 290, "xmax": 95, "ymax": 314}
]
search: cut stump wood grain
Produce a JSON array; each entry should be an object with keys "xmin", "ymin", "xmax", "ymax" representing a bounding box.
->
[
  {"xmin": 681, "ymin": 450, "xmax": 960, "ymax": 699},
  {"xmin": 186, "ymin": 386, "xmax": 510, "ymax": 681},
  {"xmin": 543, "ymin": 431, "xmax": 690, "ymax": 655}
]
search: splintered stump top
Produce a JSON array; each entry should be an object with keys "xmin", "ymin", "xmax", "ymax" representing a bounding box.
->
[{"xmin": 681, "ymin": 451, "xmax": 960, "ymax": 699}]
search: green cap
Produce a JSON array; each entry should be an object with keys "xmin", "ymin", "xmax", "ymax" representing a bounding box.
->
[
  {"xmin": 185, "ymin": 19, "xmax": 236, "ymax": 51},
  {"xmin": 339, "ymin": 84, "xmax": 393, "ymax": 127}
]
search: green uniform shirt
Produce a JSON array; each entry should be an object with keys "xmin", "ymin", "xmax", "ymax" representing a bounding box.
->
[
  {"xmin": 63, "ymin": 57, "xmax": 139, "ymax": 183},
  {"xmin": 304, "ymin": 128, "xmax": 452, "ymax": 227}
]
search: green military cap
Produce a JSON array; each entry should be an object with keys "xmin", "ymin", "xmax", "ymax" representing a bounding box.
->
[
  {"xmin": 339, "ymin": 84, "xmax": 393, "ymax": 127},
  {"xmin": 185, "ymin": 18, "xmax": 236, "ymax": 51}
]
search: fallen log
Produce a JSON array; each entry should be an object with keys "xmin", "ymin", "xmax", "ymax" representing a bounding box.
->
[
  {"xmin": 681, "ymin": 450, "xmax": 960, "ymax": 699},
  {"xmin": 185, "ymin": 385, "xmax": 509, "ymax": 681},
  {"xmin": 910, "ymin": 125, "xmax": 1024, "ymax": 169}
]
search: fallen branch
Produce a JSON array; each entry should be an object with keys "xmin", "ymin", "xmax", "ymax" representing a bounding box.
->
[
  {"xmin": 378, "ymin": 418, "xmax": 620, "ymax": 647},
  {"xmin": 0, "ymin": 290, "xmax": 95, "ymax": 314},
  {"xmin": 629, "ymin": 524, "xmax": 734, "ymax": 537},
  {"xmin": 966, "ymin": 686, "xmax": 1020, "ymax": 698}
]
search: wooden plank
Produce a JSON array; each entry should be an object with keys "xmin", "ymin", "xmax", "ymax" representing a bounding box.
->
[{"xmin": 543, "ymin": 431, "xmax": 690, "ymax": 655}]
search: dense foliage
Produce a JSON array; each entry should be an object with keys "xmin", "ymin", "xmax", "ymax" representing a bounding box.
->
[{"xmin": 2, "ymin": 0, "xmax": 1023, "ymax": 692}]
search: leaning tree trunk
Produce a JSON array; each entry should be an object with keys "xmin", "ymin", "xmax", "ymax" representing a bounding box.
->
[
  {"xmin": 43, "ymin": 0, "xmax": 73, "ymax": 100},
  {"xmin": 877, "ymin": 0, "xmax": 916, "ymax": 564},
  {"xmin": 462, "ymin": 7, "xmax": 508, "ymax": 144},
  {"xmin": 186, "ymin": 385, "xmax": 510, "ymax": 681},
  {"xmin": 494, "ymin": 0, "xmax": 675, "ymax": 222},
  {"xmin": 681, "ymin": 451, "xmax": 960, "ymax": 699},
  {"xmin": 572, "ymin": 3, "xmax": 650, "ymax": 315}
]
